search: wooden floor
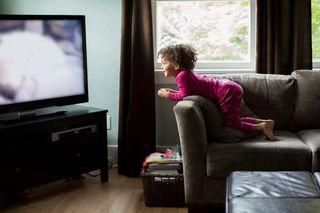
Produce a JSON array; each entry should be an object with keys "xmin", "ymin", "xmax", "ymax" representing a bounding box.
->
[{"xmin": 0, "ymin": 168, "xmax": 187, "ymax": 213}]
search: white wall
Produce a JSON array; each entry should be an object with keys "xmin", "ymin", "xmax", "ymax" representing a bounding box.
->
[
  {"xmin": 0, "ymin": 0, "xmax": 122, "ymax": 146},
  {"xmin": 0, "ymin": 0, "xmax": 182, "ymax": 151}
]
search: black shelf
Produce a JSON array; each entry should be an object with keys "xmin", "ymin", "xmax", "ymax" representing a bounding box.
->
[{"xmin": 0, "ymin": 105, "xmax": 108, "ymax": 192}]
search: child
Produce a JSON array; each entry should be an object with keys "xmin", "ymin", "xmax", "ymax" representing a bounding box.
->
[{"xmin": 157, "ymin": 44, "xmax": 275, "ymax": 140}]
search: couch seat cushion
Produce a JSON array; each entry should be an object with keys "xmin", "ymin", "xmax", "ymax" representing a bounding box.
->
[
  {"xmin": 207, "ymin": 131, "xmax": 312, "ymax": 177},
  {"xmin": 297, "ymin": 129, "xmax": 320, "ymax": 172}
]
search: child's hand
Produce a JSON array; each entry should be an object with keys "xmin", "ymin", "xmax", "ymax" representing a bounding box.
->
[
  {"xmin": 162, "ymin": 88, "xmax": 178, "ymax": 93},
  {"xmin": 157, "ymin": 88, "xmax": 169, "ymax": 99}
]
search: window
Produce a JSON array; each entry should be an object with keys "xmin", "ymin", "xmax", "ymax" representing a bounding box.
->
[
  {"xmin": 312, "ymin": 0, "xmax": 320, "ymax": 68},
  {"xmin": 152, "ymin": 0, "xmax": 256, "ymax": 71}
]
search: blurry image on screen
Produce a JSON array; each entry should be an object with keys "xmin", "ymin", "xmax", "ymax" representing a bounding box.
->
[{"xmin": 0, "ymin": 20, "xmax": 85, "ymax": 104}]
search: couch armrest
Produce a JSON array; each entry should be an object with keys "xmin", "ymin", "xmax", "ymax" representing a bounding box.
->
[{"xmin": 173, "ymin": 100, "xmax": 208, "ymax": 203}]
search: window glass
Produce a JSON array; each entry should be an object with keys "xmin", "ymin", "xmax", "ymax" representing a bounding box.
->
[
  {"xmin": 154, "ymin": 0, "xmax": 254, "ymax": 70},
  {"xmin": 312, "ymin": 0, "xmax": 320, "ymax": 66}
]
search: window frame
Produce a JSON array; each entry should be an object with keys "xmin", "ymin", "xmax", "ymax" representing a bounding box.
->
[
  {"xmin": 152, "ymin": 0, "xmax": 257, "ymax": 73},
  {"xmin": 312, "ymin": 0, "xmax": 320, "ymax": 69}
]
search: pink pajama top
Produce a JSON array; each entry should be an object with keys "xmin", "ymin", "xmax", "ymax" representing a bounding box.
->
[
  {"xmin": 168, "ymin": 70, "xmax": 221, "ymax": 103},
  {"xmin": 168, "ymin": 70, "xmax": 256, "ymax": 133}
]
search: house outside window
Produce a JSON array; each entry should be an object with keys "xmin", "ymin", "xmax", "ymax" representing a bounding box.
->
[{"xmin": 152, "ymin": 0, "xmax": 256, "ymax": 73}]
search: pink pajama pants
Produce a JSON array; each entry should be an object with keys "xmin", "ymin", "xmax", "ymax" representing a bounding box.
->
[{"xmin": 217, "ymin": 80, "xmax": 256, "ymax": 133}]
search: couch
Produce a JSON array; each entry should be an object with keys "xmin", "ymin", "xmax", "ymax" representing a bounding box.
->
[{"xmin": 173, "ymin": 70, "xmax": 320, "ymax": 212}]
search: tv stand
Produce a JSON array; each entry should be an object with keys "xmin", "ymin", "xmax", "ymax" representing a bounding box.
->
[
  {"xmin": 0, "ymin": 107, "xmax": 68, "ymax": 124},
  {"xmin": 0, "ymin": 105, "xmax": 108, "ymax": 192}
]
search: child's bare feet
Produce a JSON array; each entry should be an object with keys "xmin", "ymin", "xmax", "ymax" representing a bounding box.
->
[{"xmin": 261, "ymin": 120, "xmax": 275, "ymax": 141}]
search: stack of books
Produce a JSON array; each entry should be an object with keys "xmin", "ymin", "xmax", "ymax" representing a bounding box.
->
[{"xmin": 143, "ymin": 150, "xmax": 183, "ymax": 175}]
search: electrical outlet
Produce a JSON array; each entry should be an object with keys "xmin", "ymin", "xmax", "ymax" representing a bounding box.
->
[{"xmin": 107, "ymin": 115, "xmax": 111, "ymax": 130}]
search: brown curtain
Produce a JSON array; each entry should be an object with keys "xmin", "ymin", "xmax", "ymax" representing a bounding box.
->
[
  {"xmin": 256, "ymin": 0, "xmax": 312, "ymax": 74},
  {"xmin": 118, "ymin": 0, "xmax": 156, "ymax": 177}
]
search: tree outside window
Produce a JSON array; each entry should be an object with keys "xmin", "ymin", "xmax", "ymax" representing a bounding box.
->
[
  {"xmin": 312, "ymin": 0, "xmax": 320, "ymax": 64},
  {"xmin": 154, "ymin": 0, "xmax": 253, "ymax": 70}
]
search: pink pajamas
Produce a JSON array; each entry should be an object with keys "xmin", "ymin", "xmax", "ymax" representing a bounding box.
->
[
  {"xmin": 168, "ymin": 70, "xmax": 256, "ymax": 133},
  {"xmin": 216, "ymin": 80, "xmax": 256, "ymax": 132}
]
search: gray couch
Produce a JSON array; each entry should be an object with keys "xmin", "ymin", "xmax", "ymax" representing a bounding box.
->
[{"xmin": 173, "ymin": 70, "xmax": 320, "ymax": 212}]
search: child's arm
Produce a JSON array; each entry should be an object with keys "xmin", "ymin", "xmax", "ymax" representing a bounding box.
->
[
  {"xmin": 162, "ymin": 88, "xmax": 178, "ymax": 93},
  {"xmin": 158, "ymin": 86, "xmax": 188, "ymax": 100},
  {"xmin": 167, "ymin": 74, "xmax": 191, "ymax": 101},
  {"xmin": 157, "ymin": 72, "xmax": 192, "ymax": 101}
]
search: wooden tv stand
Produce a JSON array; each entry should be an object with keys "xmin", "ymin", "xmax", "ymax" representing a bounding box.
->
[{"xmin": 0, "ymin": 105, "xmax": 108, "ymax": 193}]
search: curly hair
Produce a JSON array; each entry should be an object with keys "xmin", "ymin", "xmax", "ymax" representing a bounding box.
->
[{"xmin": 158, "ymin": 44, "xmax": 198, "ymax": 71}]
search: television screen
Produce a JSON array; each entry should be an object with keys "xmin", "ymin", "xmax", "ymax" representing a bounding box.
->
[{"xmin": 0, "ymin": 15, "xmax": 88, "ymax": 115}]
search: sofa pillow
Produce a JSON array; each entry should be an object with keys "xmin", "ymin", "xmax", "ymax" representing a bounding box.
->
[
  {"xmin": 292, "ymin": 70, "xmax": 320, "ymax": 130},
  {"xmin": 183, "ymin": 95, "xmax": 257, "ymax": 142}
]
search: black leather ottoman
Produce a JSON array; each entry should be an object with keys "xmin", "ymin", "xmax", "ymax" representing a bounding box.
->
[{"xmin": 227, "ymin": 171, "xmax": 320, "ymax": 213}]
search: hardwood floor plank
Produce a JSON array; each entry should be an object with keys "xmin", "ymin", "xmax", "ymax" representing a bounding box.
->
[{"xmin": 0, "ymin": 168, "xmax": 187, "ymax": 213}]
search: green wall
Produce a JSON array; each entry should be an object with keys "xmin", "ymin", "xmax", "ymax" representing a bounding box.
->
[{"xmin": 0, "ymin": 0, "xmax": 122, "ymax": 145}]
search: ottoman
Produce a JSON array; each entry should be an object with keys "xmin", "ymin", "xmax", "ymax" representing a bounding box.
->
[{"xmin": 227, "ymin": 171, "xmax": 320, "ymax": 213}]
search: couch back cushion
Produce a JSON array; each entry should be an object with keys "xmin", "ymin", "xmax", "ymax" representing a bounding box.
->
[
  {"xmin": 292, "ymin": 70, "xmax": 320, "ymax": 130},
  {"xmin": 208, "ymin": 73, "xmax": 295, "ymax": 130}
]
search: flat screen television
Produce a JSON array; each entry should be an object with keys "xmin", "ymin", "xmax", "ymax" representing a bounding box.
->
[{"xmin": 0, "ymin": 15, "xmax": 88, "ymax": 121}]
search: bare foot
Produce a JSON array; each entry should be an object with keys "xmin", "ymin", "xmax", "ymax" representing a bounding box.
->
[
  {"xmin": 261, "ymin": 120, "xmax": 275, "ymax": 141},
  {"xmin": 265, "ymin": 119, "xmax": 274, "ymax": 132}
]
